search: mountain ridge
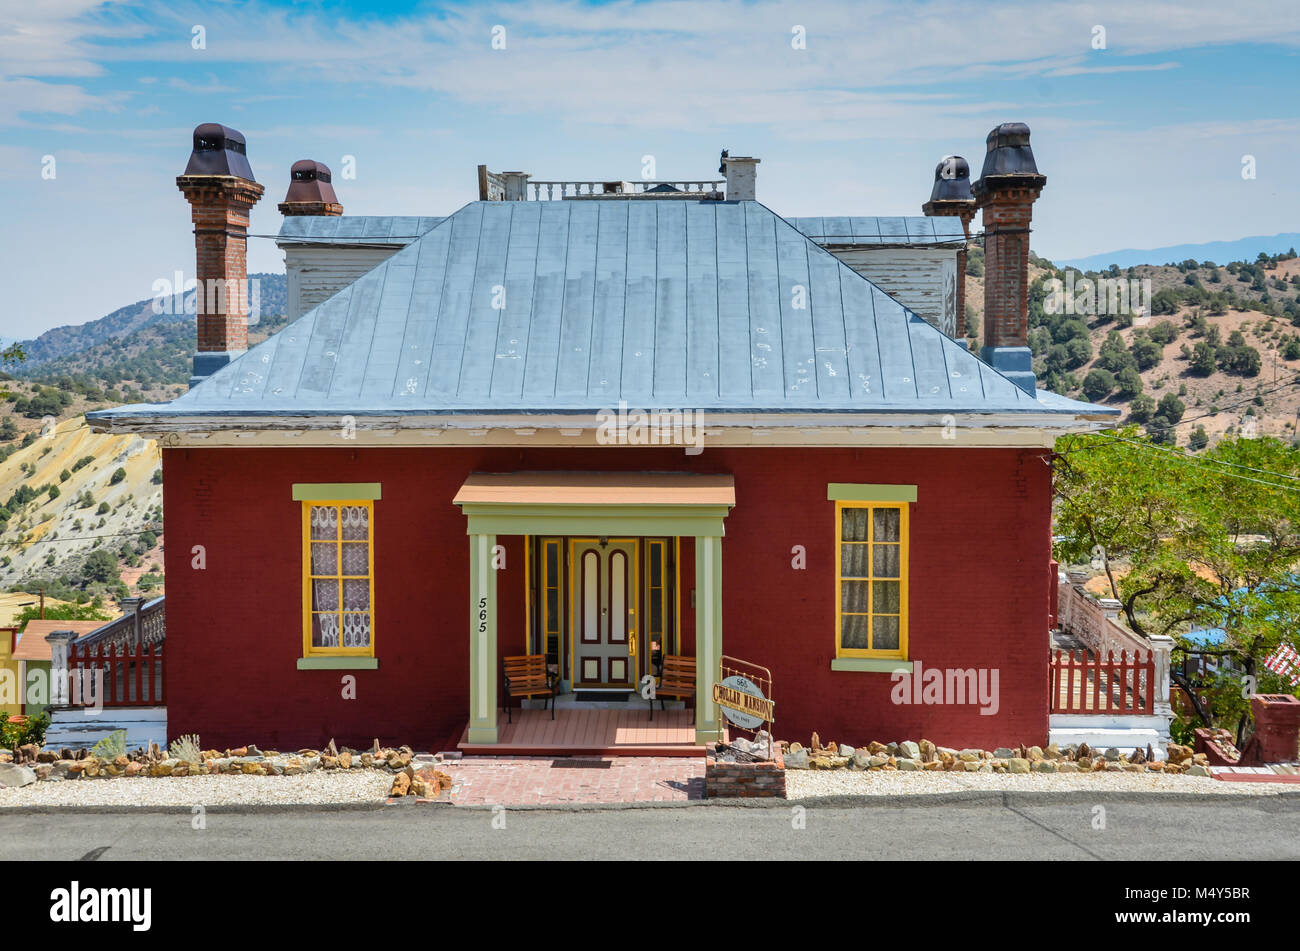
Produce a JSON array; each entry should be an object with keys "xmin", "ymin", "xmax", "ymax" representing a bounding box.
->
[{"xmin": 1057, "ymin": 233, "xmax": 1300, "ymax": 273}]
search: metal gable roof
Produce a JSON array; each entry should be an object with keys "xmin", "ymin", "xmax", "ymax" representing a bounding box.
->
[
  {"xmin": 276, "ymin": 215, "xmax": 444, "ymax": 246},
  {"xmin": 92, "ymin": 200, "xmax": 1115, "ymax": 422},
  {"xmin": 785, "ymin": 215, "xmax": 966, "ymax": 246}
]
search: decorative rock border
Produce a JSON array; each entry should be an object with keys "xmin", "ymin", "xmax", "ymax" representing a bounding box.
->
[
  {"xmin": 777, "ymin": 737, "xmax": 1212, "ymax": 776},
  {"xmin": 0, "ymin": 740, "xmax": 457, "ymax": 795}
]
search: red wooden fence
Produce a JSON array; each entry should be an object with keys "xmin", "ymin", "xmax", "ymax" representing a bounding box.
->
[
  {"xmin": 1050, "ymin": 648, "xmax": 1153, "ymax": 715},
  {"xmin": 67, "ymin": 641, "xmax": 165, "ymax": 707}
]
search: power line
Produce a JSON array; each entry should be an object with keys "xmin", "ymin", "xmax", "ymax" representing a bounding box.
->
[{"xmin": 15, "ymin": 529, "xmax": 161, "ymax": 547}]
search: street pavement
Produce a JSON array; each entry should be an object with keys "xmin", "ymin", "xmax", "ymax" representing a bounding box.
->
[{"xmin": 3, "ymin": 795, "xmax": 1298, "ymax": 860}]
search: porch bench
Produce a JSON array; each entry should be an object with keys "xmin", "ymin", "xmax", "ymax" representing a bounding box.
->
[
  {"xmin": 650, "ymin": 654, "xmax": 695, "ymax": 723},
  {"xmin": 502, "ymin": 654, "xmax": 559, "ymax": 723}
]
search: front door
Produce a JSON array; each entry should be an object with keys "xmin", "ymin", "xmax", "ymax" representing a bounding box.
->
[{"xmin": 571, "ymin": 539, "xmax": 638, "ymax": 688}]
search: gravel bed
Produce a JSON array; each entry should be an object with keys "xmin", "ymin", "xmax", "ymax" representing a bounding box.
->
[
  {"xmin": 0, "ymin": 772, "xmax": 394, "ymax": 808},
  {"xmin": 786, "ymin": 769, "xmax": 1291, "ymax": 798}
]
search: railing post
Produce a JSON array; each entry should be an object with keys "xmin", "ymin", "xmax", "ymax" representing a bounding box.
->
[
  {"xmin": 45, "ymin": 630, "xmax": 76, "ymax": 707},
  {"xmin": 501, "ymin": 171, "xmax": 530, "ymax": 201},
  {"xmin": 1148, "ymin": 634, "xmax": 1174, "ymax": 719}
]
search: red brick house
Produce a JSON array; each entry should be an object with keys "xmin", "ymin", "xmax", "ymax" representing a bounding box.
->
[{"xmin": 89, "ymin": 122, "xmax": 1116, "ymax": 753}]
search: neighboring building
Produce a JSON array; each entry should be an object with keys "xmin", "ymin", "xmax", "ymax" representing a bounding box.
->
[
  {"xmin": 277, "ymin": 159, "xmax": 966, "ymax": 336},
  {"xmin": 1, "ymin": 620, "xmax": 103, "ymax": 720},
  {"xmin": 89, "ymin": 122, "xmax": 1117, "ymax": 753}
]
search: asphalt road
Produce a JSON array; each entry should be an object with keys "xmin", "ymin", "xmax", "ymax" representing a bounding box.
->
[{"xmin": 3, "ymin": 794, "xmax": 1299, "ymax": 860}]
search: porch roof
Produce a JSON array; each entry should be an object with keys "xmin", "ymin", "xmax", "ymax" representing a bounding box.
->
[
  {"xmin": 453, "ymin": 472, "xmax": 735, "ymax": 507},
  {"xmin": 454, "ymin": 471, "xmax": 735, "ymax": 537}
]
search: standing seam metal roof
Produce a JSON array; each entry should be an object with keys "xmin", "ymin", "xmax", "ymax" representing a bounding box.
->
[{"xmin": 94, "ymin": 200, "xmax": 1113, "ymax": 419}]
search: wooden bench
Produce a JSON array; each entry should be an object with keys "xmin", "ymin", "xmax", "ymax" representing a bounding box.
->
[
  {"xmin": 502, "ymin": 654, "xmax": 559, "ymax": 723},
  {"xmin": 649, "ymin": 654, "xmax": 695, "ymax": 722}
]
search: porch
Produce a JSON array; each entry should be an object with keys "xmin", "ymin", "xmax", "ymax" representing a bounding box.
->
[
  {"xmin": 454, "ymin": 472, "xmax": 735, "ymax": 749},
  {"xmin": 457, "ymin": 705, "xmax": 713, "ymax": 757}
]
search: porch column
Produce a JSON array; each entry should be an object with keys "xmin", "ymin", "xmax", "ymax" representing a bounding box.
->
[
  {"xmin": 468, "ymin": 533, "xmax": 499, "ymax": 743},
  {"xmin": 694, "ymin": 534, "xmax": 723, "ymax": 745}
]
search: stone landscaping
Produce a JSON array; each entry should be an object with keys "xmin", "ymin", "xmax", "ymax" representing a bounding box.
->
[
  {"xmin": 0, "ymin": 738, "xmax": 453, "ymax": 800},
  {"xmin": 778, "ymin": 733, "xmax": 1212, "ymax": 776}
]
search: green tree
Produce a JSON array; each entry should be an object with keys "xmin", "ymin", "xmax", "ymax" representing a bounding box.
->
[
  {"xmin": 110, "ymin": 467, "xmax": 127, "ymax": 485},
  {"xmin": 1187, "ymin": 425, "xmax": 1209, "ymax": 450},
  {"xmin": 13, "ymin": 601, "xmax": 112, "ymax": 633},
  {"xmin": 1115, "ymin": 366, "xmax": 1144, "ymax": 400},
  {"xmin": 81, "ymin": 549, "xmax": 120, "ymax": 585},
  {"xmin": 1190, "ymin": 341, "xmax": 1218, "ymax": 376},
  {"xmin": 1157, "ymin": 392, "xmax": 1186, "ymax": 423},
  {"xmin": 1129, "ymin": 394, "xmax": 1156, "ymax": 423},
  {"xmin": 1082, "ymin": 369, "xmax": 1116, "ymax": 402},
  {"xmin": 1053, "ymin": 432, "xmax": 1300, "ymax": 735}
]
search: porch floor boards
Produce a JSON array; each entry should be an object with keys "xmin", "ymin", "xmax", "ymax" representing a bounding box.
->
[{"xmin": 458, "ymin": 706, "xmax": 709, "ymax": 757}]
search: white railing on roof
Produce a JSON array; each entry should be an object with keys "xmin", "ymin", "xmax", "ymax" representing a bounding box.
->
[{"xmin": 527, "ymin": 180, "xmax": 724, "ymax": 200}]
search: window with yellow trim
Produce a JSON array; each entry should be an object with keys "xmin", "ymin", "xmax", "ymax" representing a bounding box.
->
[
  {"xmin": 836, "ymin": 501, "xmax": 908, "ymax": 658},
  {"xmin": 303, "ymin": 501, "xmax": 375, "ymax": 656}
]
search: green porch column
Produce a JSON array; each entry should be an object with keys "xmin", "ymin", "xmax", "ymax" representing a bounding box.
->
[
  {"xmin": 694, "ymin": 534, "xmax": 723, "ymax": 745},
  {"xmin": 468, "ymin": 532, "xmax": 499, "ymax": 743}
]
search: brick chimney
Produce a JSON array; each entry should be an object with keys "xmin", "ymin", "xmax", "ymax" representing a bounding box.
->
[
  {"xmin": 279, "ymin": 160, "xmax": 342, "ymax": 216},
  {"xmin": 971, "ymin": 122, "xmax": 1045, "ymax": 394},
  {"xmin": 719, "ymin": 150, "xmax": 759, "ymax": 201},
  {"xmin": 176, "ymin": 123, "xmax": 264, "ymax": 387},
  {"xmin": 922, "ymin": 155, "xmax": 976, "ymax": 339}
]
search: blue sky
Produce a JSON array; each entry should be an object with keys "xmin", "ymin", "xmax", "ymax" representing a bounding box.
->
[{"xmin": 2, "ymin": 0, "xmax": 1298, "ymax": 337}]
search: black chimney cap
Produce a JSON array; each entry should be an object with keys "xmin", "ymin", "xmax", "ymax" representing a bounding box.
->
[
  {"xmin": 283, "ymin": 159, "xmax": 339, "ymax": 204},
  {"xmin": 924, "ymin": 155, "xmax": 974, "ymax": 212},
  {"xmin": 183, "ymin": 123, "xmax": 255, "ymax": 181},
  {"xmin": 976, "ymin": 122, "xmax": 1043, "ymax": 182}
]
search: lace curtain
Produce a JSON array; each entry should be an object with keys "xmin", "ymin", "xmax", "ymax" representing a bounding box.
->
[{"xmin": 310, "ymin": 504, "xmax": 372, "ymax": 648}]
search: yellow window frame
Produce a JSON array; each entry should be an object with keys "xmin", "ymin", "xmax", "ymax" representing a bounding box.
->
[
  {"xmin": 301, "ymin": 499, "xmax": 377, "ymax": 658},
  {"xmin": 834, "ymin": 500, "xmax": 909, "ymax": 659}
]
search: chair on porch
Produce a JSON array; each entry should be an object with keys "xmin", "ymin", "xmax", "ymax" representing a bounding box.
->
[
  {"xmin": 502, "ymin": 654, "xmax": 559, "ymax": 723},
  {"xmin": 650, "ymin": 654, "xmax": 695, "ymax": 723}
]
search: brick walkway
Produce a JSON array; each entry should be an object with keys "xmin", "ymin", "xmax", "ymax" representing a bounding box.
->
[{"xmin": 443, "ymin": 756, "xmax": 704, "ymax": 805}]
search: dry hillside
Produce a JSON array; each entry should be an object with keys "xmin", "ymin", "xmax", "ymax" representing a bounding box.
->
[{"xmin": 965, "ymin": 249, "xmax": 1300, "ymax": 446}]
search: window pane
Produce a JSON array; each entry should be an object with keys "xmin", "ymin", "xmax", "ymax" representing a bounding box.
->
[
  {"xmin": 873, "ymin": 580, "xmax": 901, "ymax": 614},
  {"xmin": 842, "ymin": 614, "xmax": 871, "ymax": 649},
  {"xmin": 650, "ymin": 546, "xmax": 662, "ymax": 586},
  {"xmin": 873, "ymin": 615, "xmax": 900, "ymax": 651},
  {"xmin": 310, "ymin": 505, "xmax": 337, "ymax": 540},
  {"xmin": 312, "ymin": 613, "xmax": 340, "ymax": 648},
  {"xmin": 341, "ymin": 542, "xmax": 369, "ymax": 576},
  {"xmin": 873, "ymin": 544, "xmax": 900, "ymax": 578},
  {"xmin": 342, "ymin": 578, "xmax": 370, "ymax": 610},
  {"xmin": 840, "ymin": 543, "xmax": 870, "ymax": 578},
  {"xmin": 311, "ymin": 542, "xmax": 337, "ymax": 575},
  {"xmin": 313, "ymin": 579, "xmax": 339, "ymax": 611},
  {"xmin": 340, "ymin": 505, "xmax": 369, "ymax": 540},
  {"xmin": 840, "ymin": 580, "xmax": 870, "ymax": 613},
  {"xmin": 873, "ymin": 508, "xmax": 900, "ymax": 543},
  {"xmin": 545, "ymin": 543, "xmax": 558, "ymax": 586},
  {"xmin": 650, "ymin": 596, "xmax": 662, "ymax": 633},
  {"xmin": 341, "ymin": 613, "xmax": 371, "ymax": 648},
  {"xmin": 841, "ymin": 507, "xmax": 870, "ymax": 542},
  {"xmin": 546, "ymin": 593, "xmax": 558, "ymax": 632}
]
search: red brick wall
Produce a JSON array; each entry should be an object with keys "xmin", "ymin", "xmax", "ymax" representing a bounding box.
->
[{"xmin": 162, "ymin": 444, "xmax": 1052, "ymax": 751}]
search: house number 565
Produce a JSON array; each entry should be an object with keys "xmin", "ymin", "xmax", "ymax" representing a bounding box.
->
[{"xmin": 478, "ymin": 597, "xmax": 489, "ymax": 634}]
